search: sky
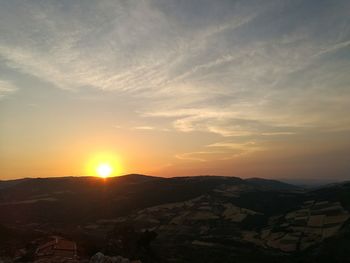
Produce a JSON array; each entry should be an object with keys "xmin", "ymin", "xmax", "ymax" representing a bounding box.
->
[{"xmin": 0, "ymin": 0, "xmax": 350, "ymax": 181}]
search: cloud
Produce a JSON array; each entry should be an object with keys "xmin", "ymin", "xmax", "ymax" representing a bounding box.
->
[
  {"xmin": 146, "ymin": 108, "xmax": 300, "ymax": 137},
  {"xmin": 0, "ymin": 79, "xmax": 17, "ymax": 99},
  {"xmin": 133, "ymin": 126, "xmax": 155, "ymax": 130},
  {"xmin": 315, "ymin": 40, "xmax": 350, "ymax": 57},
  {"xmin": 176, "ymin": 140, "xmax": 264, "ymax": 162},
  {"xmin": 0, "ymin": 0, "xmax": 349, "ymax": 158},
  {"xmin": 175, "ymin": 151, "xmax": 236, "ymax": 162},
  {"xmin": 207, "ymin": 141, "xmax": 261, "ymax": 150},
  {"xmin": 207, "ymin": 141, "xmax": 263, "ymax": 158},
  {"xmin": 261, "ymin": 132, "xmax": 296, "ymax": 136}
]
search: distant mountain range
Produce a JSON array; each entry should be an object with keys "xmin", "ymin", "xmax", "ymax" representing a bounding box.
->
[
  {"xmin": 0, "ymin": 175, "xmax": 300, "ymax": 223},
  {"xmin": 0, "ymin": 175, "xmax": 349, "ymax": 262}
]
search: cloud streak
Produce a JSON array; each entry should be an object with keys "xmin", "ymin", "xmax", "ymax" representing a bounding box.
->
[{"xmin": 0, "ymin": 79, "xmax": 17, "ymax": 99}]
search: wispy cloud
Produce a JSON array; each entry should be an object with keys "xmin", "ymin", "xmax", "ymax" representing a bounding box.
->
[
  {"xmin": 175, "ymin": 151, "xmax": 234, "ymax": 162},
  {"xmin": 133, "ymin": 126, "xmax": 155, "ymax": 130},
  {"xmin": 207, "ymin": 141, "xmax": 261, "ymax": 150},
  {"xmin": 0, "ymin": 0, "xmax": 349, "ymax": 172},
  {"xmin": 0, "ymin": 79, "xmax": 17, "ymax": 99},
  {"xmin": 176, "ymin": 141, "xmax": 264, "ymax": 162},
  {"xmin": 315, "ymin": 40, "xmax": 350, "ymax": 57},
  {"xmin": 146, "ymin": 108, "xmax": 301, "ymax": 137}
]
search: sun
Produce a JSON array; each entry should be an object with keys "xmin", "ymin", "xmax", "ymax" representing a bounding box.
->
[
  {"xmin": 86, "ymin": 152, "xmax": 122, "ymax": 178},
  {"xmin": 96, "ymin": 163, "xmax": 113, "ymax": 178}
]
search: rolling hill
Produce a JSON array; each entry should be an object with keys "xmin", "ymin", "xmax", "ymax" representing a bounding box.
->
[{"xmin": 0, "ymin": 175, "xmax": 349, "ymax": 262}]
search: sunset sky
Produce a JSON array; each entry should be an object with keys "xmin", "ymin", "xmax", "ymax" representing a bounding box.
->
[{"xmin": 1, "ymin": 0, "xmax": 350, "ymax": 181}]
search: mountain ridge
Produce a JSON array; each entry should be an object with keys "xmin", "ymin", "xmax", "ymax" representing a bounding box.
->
[{"xmin": 0, "ymin": 174, "xmax": 349, "ymax": 262}]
